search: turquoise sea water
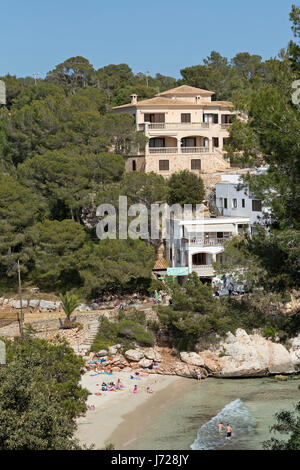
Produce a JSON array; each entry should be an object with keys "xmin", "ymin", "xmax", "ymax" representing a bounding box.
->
[{"xmin": 133, "ymin": 377, "xmax": 300, "ymax": 450}]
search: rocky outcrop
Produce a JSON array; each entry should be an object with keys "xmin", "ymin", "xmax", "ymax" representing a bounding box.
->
[
  {"xmin": 289, "ymin": 334, "xmax": 300, "ymax": 369},
  {"xmin": 193, "ymin": 329, "xmax": 295, "ymax": 377},
  {"xmin": 85, "ymin": 329, "xmax": 298, "ymax": 379}
]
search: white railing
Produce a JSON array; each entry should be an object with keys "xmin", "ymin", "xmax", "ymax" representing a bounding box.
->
[
  {"xmin": 181, "ymin": 147, "xmax": 213, "ymax": 154},
  {"xmin": 149, "ymin": 147, "xmax": 178, "ymax": 154},
  {"xmin": 146, "ymin": 147, "xmax": 217, "ymax": 155},
  {"xmin": 221, "ymin": 123, "xmax": 231, "ymax": 129},
  {"xmin": 139, "ymin": 122, "xmax": 211, "ymax": 131},
  {"xmin": 191, "ymin": 265, "xmax": 215, "ymax": 275},
  {"xmin": 187, "ymin": 238, "xmax": 228, "ymax": 246}
]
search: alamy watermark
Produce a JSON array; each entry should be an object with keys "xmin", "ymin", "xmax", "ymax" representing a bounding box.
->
[
  {"xmin": 0, "ymin": 339, "xmax": 6, "ymax": 365},
  {"xmin": 0, "ymin": 80, "xmax": 6, "ymax": 105},
  {"xmin": 95, "ymin": 196, "xmax": 206, "ymax": 241},
  {"xmin": 292, "ymin": 80, "xmax": 300, "ymax": 105}
]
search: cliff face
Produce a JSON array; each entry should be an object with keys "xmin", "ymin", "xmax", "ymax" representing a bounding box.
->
[{"xmin": 181, "ymin": 329, "xmax": 297, "ymax": 377}]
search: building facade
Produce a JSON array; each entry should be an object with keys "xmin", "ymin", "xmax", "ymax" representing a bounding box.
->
[
  {"xmin": 113, "ymin": 85, "xmax": 236, "ymax": 177},
  {"xmin": 166, "ymin": 216, "xmax": 250, "ymax": 280},
  {"xmin": 215, "ymin": 174, "xmax": 268, "ymax": 228}
]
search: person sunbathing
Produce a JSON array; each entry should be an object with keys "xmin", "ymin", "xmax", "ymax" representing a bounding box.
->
[{"xmin": 117, "ymin": 379, "xmax": 124, "ymax": 388}]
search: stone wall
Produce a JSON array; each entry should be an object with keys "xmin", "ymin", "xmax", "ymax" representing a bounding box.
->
[
  {"xmin": 0, "ymin": 312, "xmax": 104, "ymax": 337},
  {"xmin": 144, "ymin": 152, "xmax": 230, "ymax": 177}
]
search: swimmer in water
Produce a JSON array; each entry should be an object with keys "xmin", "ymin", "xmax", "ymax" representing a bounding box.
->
[
  {"xmin": 226, "ymin": 424, "xmax": 232, "ymax": 439},
  {"xmin": 218, "ymin": 422, "xmax": 224, "ymax": 433}
]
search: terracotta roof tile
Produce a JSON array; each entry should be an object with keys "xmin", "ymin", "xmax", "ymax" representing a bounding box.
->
[
  {"xmin": 157, "ymin": 85, "xmax": 214, "ymax": 96},
  {"xmin": 153, "ymin": 258, "xmax": 169, "ymax": 270},
  {"xmin": 113, "ymin": 96, "xmax": 233, "ymax": 110}
]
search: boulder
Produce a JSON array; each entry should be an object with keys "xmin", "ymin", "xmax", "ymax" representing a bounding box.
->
[
  {"xmin": 108, "ymin": 346, "xmax": 118, "ymax": 356},
  {"xmin": 96, "ymin": 349, "xmax": 107, "ymax": 357},
  {"xmin": 12, "ymin": 300, "xmax": 28, "ymax": 309},
  {"xmin": 29, "ymin": 299, "xmax": 39, "ymax": 308},
  {"xmin": 180, "ymin": 352, "xmax": 205, "ymax": 367},
  {"xmin": 138, "ymin": 358, "xmax": 152, "ymax": 368},
  {"xmin": 125, "ymin": 349, "xmax": 144, "ymax": 362},
  {"xmin": 90, "ymin": 303, "xmax": 100, "ymax": 310},
  {"xmin": 144, "ymin": 348, "xmax": 162, "ymax": 362},
  {"xmin": 75, "ymin": 303, "xmax": 91, "ymax": 312},
  {"xmin": 39, "ymin": 300, "xmax": 56, "ymax": 310}
]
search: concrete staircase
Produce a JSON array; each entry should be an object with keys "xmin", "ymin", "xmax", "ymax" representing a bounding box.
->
[{"xmin": 75, "ymin": 319, "xmax": 99, "ymax": 354}]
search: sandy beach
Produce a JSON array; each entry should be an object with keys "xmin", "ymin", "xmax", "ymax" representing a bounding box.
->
[{"xmin": 76, "ymin": 370, "xmax": 188, "ymax": 449}]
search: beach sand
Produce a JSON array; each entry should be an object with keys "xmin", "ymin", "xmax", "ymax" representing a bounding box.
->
[{"xmin": 76, "ymin": 370, "xmax": 189, "ymax": 450}]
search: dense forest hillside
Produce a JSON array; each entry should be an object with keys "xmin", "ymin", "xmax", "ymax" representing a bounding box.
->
[{"xmin": 0, "ymin": 7, "xmax": 299, "ymax": 300}]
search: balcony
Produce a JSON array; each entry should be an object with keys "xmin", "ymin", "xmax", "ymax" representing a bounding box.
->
[
  {"xmin": 149, "ymin": 147, "xmax": 178, "ymax": 154},
  {"xmin": 221, "ymin": 123, "xmax": 231, "ymax": 129},
  {"xmin": 148, "ymin": 146, "xmax": 215, "ymax": 155},
  {"xmin": 191, "ymin": 265, "xmax": 215, "ymax": 276},
  {"xmin": 139, "ymin": 122, "xmax": 210, "ymax": 131},
  {"xmin": 186, "ymin": 237, "xmax": 228, "ymax": 247},
  {"xmin": 181, "ymin": 146, "xmax": 215, "ymax": 154}
]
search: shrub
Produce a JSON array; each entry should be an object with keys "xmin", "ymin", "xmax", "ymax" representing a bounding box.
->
[
  {"xmin": 91, "ymin": 312, "xmax": 155, "ymax": 352},
  {"xmin": 262, "ymin": 326, "xmax": 277, "ymax": 340}
]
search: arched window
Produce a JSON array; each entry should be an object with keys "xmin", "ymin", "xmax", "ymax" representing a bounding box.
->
[{"xmin": 204, "ymin": 137, "xmax": 209, "ymax": 147}]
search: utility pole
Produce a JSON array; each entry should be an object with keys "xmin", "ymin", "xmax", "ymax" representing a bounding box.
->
[
  {"xmin": 17, "ymin": 260, "xmax": 24, "ymax": 336},
  {"xmin": 146, "ymin": 71, "xmax": 150, "ymax": 87}
]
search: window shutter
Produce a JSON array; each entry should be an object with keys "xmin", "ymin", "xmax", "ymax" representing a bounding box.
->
[
  {"xmin": 191, "ymin": 159, "xmax": 201, "ymax": 170},
  {"xmin": 159, "ymin": 160, "xmax": 169, "ymax": 171}
]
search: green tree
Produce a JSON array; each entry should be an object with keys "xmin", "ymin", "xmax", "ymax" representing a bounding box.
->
[
  {"xmin": 121, "ymin": 171, "xmax": 167, "ymax": 208},
  {"xmin": 80, "ymin": 238, "xmax": 155, "ymax": 297},
  {"xmin": 46, "ymin": 56, "xmax": 96, "ymax": 94},
  {"xmin": 0, "ymin": 337, "xmax": 88, "ymax": 450},
  {"xmin": 158, "ymin": 273, "xmax": 229, "ymax": 350},
  {"xmin": 60, "ymin": 291, "xmax": 81, "ymax": 328},
  {"xmin": 18, "ymin": 147, "xmax": 125, "ymax": 221},
  {"xmin": 0, "ymin": 175, "xmax": 39, "ymax": 278},
  {"xmin": 289, "ymin": 4, "xmax": 300, "ymax": 71},
  {"xmin": 221, "ymin": 7, "xmax": 300, "ymax": 293},
  {"xmin": 263, "ymin": 402, "xmax": 300, "ymax": 450},
  {"xmin": 29, "ymin": 219, "xmax": 88, "ymax": 290},
  {"xmin": 167, "ymin": 170, "xmax": 205, "ymax": 206}
]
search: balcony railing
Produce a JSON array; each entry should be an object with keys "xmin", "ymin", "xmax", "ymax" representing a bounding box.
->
[
  {"xmin": 191, "ymin": 265, "xmax": 215, "ymax": 275},
  {"xmin": 187, "ymin": 238, "xmax": 228, "ymax": 246},
  {"xmin": 149, "ymin": 147, "xmax": 178, "ymax": 154},
  {"xmin": 147, "ymin": 147, "xmax": 216, "ymax": 155},
  {"xmin": 181, "ymin": 146, "xmax": 214, "ymax": 154},
  {"xmin": 139, "ymin": 122, "xmax": 210, "ymax": 131},
  {"xmin": 221, "ymin": 123, "xmax": 231, "ymax": 129}
]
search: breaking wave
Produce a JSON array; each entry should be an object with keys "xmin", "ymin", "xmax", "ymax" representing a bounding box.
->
[{"xmin": 190, "ymin": 398, "xmax": 256, "ymax": 450}]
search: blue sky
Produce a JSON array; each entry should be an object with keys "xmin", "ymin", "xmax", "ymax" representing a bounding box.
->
[{"xmin": 0, "ymin": 0, "xmax": 296, "ymax": 79}]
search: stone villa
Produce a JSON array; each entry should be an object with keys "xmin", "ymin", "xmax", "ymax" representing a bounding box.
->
[{"xmin": 113, "ymin": 85, "xmax": 235, "ymax": 177}]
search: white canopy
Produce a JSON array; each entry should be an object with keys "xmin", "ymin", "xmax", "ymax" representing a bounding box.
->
[
  {"xmin": 185, "ymin": 223, "xmax": 235, "ymax": 233},
  {"xmin": 190, "ymin": 246, "xmax": 224, "ymax": 255}
]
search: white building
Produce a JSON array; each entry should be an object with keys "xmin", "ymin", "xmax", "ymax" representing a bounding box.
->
[
  {"xmin": 166, "ymin": 216, "xmax": 250, "ymax": 280},
  {"xmin": 215, "ymin": 174, "xmax": 268, "ymax": 228}
]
